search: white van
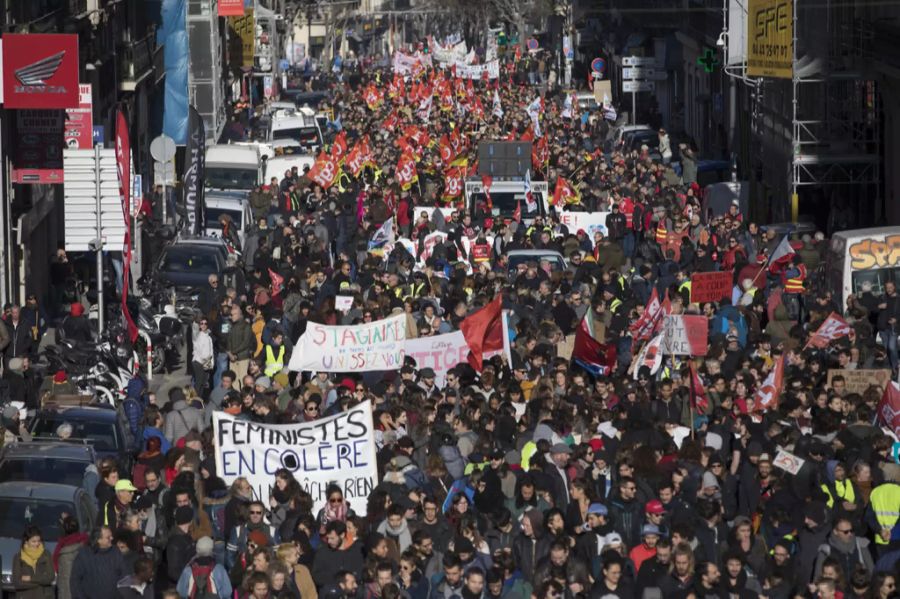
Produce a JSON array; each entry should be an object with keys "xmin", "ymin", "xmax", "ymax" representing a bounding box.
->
[
  {"xmin": 268, "ymin": 113, "xmax": 323, "ymax": 153},
  {"xmin": 264, "ymin": 154, "xmax": 316, "ymax": 182},
  {"xmin": 464, "ymin": 179, "xmax": 550, "ymax": 223},
  {"xmin": 203, "ymin": 190, "xmax": 253, "ymax": 248},
  {"xmin": 205, "ymin": 144, "xmax": 261, "ymax": 191},
  {"xmin": 828, "ymin": 226, "xmax": 900, "ymax": 310}
]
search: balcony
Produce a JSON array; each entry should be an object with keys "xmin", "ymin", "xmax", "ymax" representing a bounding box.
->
[{"xmin": 119, "ymin": 31, "xmax": 161, "ymax": 91}]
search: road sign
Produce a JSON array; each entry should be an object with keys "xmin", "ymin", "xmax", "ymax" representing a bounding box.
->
[
  {"xmin": 622, "ymin": 56, "xmax": 657, "ymax": 67},
  {"xmin": 623, "ymin": 67, "xmax": 655, "ymax": 80},
  {"xmin": 154, "ymin": 160, "xmax": 175, "ymax": 186},
  {"xmin": 63, "ymin": 148, "xmax": 132, "ymax": 252},
  {"xmin": 526, "ymin": 38, "xmax": 539, "ymax": 51},
  {"xmin": 623, "ymin": 80, "xmax": 655, "ymax": 93},
  {"xmin": 133, "ymin": 174, "xmax": 143, "ymax": 216},
  {"xmin": 591, "ymin": 57, "xmax": 606, "ymax": 76},
  {"xmin": 150, "ymin": 134, "xmax": 177, "ymax": 162}
]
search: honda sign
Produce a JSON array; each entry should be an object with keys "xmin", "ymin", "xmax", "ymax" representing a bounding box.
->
[{"xmin": 2, "ymin": 34, "xmax": 79, "ymax": 109}]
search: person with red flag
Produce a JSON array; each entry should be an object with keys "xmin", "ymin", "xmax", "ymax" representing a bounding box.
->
[{"xmin": 459, "ymin": 294, "xmax": 503, "ymax": 371}]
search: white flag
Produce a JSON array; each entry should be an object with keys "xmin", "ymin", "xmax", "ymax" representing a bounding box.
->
[
  {"xmin": 633, "ymin": 333, "xmax": 664, "ymax": 380},
  {"xmin": 369, "ymin": 217, "xmax": 395, "ymax": 250},
  {"xmin": 561, "ymin": 94, "xmax": 573, "ymax": 119},
  {"xmin": 492, "ymin": 89, "xmax": 504, "ymax": 118},
  {"xmin": 526, "ymin": 97, "xmax": 542, "ymax": 138}
]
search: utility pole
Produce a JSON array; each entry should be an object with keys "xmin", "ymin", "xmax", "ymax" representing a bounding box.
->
[{"xmin": 94, "ymin": 143, "xmax": 105, "ymax": 334}]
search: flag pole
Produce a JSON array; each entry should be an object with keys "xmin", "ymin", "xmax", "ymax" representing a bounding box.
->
[{"xmin": 688, "ymin": 361, "xmax": 696, "ymax": 440}]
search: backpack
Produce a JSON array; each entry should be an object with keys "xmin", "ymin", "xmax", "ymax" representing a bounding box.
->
[
  {"xmin": 131, "ymin": 462, "xmax": 149, "ymax": 491},
  {"xmin": 189, "ymin": 562, "xmax": 218, "ymax": 599}
]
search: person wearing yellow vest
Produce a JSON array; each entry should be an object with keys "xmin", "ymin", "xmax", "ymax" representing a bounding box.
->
[
  {"xmin": 867, "ymin": 482, "xmax": 900, "ymax": 550},
  {"xmin": 821, "ymin": 462, "xmax": 861, "ymax": 516},
  {"xmin": 264, "ymin": 331, "xmax": 286, "ymax": 377},
  {"xmin": 100, "ymin": 479, "xmax": 138, "ymax": 527},
  {"xmin": 782, "ymin": 254, "xmax": 807, "ymax": 321},
  {"xmin": 655, "ymin": 220, "xmax": 668, "ymax": 245}
]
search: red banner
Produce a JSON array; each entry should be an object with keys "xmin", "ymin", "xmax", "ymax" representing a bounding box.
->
[
  {"xmin": 690, "ymin": 270, "xmax": 733, "ymax": 304},
  {"xmin": 806, "ymin": 312, "xmax": 852, "ymax": 349},
  {"xmin": 115, "ymin": 110, "xmax": 138, "ymax": 343},
  {"xmin": 307, "ymin": 151, "xmax": 340, "ymax": 190},
  {"xmin": 218, "ymin": 0, "xmax": 245, "ymax": 16},
  {"xmin": 2, "ymin": 34, "xmax": 80, "ymax": 109},
  {"xmin": 876, "ymin": 382, "xmax": 900, "ymax": 439}
]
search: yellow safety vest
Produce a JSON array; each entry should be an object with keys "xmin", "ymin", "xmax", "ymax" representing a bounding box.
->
[
  {"xmin": 678, "ymin": 280, "xmax": 692, "ymax": 295},
  {"xmin": 521, "ymin": 441, "xmax": 537, "ymax": 471},
  {"xmin": 610, "ymin": 298, "xmax": 622, "ymax": 313},
  {"xmin": 264, "ymin": 345, "xmax": 285, "ymax": 377},
  {"xmin": 870, "ymin": 483, "xmax": 900, "ymax": 544},
  {"xmin": 785, "ymin": 264, "xmax": 807, "ymax": 294},
  {"xmin": 821, "ymin": 479, "xmax": 856, "ymax": 508}
]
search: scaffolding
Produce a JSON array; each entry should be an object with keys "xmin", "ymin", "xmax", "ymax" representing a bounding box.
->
[{"xmin": 789, "ymin": 0, "xmax": 881, "ymax": 224}]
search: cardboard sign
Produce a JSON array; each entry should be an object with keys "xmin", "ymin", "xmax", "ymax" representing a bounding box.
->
[
  {"xmin": 404, "ymin": 331, "xmax": 470, "ymax": 387},
  {"xmin": 288, "ymin": 314, "xmax": 407, "ymax": 372},
  {"xmin": 213, "ymin": 401, "xmax": 378, "ymax": 514},
  {"xmin": 690, "ymin": 271, "xmax": 733, "ymax": 304},
  {"xmin": 827, "ymin": 369, "xmax": 891, "ymax": 394},
  {"xmin": 773, "ymin": 449, "xmax": 804, "ymax": 475},
  {"xmin": 335, "ymin": 296, "xmax": 354, "ymax": 312},
  {"xmin": 662, "ymin": 315, "xmax": 709, "ymax": 356}
]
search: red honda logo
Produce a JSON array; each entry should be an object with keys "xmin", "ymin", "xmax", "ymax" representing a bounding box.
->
[{"xmin": 2, "ymin": 34, "xmax": 79, "ymax": 109}]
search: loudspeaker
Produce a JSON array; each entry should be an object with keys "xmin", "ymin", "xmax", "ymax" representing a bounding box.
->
[{"xmin": 477, "ymin": 141, "xmax": 532, "ymax": 178}]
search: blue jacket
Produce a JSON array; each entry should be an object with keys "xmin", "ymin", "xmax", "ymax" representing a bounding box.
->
[
  {"xmin": 142, "ymin": 426, "xmax": 172, "ymax": 454},
  {"xmin": 176, "ymin": 558, "xmax": 232, "ymax": 598}
]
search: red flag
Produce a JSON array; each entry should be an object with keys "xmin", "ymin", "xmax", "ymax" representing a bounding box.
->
[
  {"xmin": 688, "ymin": 362, "xmax": 709, "ymax": 413},
  {"xmin": 460, "ymin": 295, "xmax": 503, "ymax": 371},
  {"xmin": 805, "ymin": 312, "xmax": 852, "ymax": 349},
  {"xmin": 571, "ymin": 315, "xmax": 616, "ymax": 376},
  {"xmin": 876, "ymin": 382, "xmax": 900, "ymax": 438},
  {"xmin": 364, "ymin": 84, "xmax": 383, "ymax": 110},
  {"xmin": 513, "ymin": 200, "xmax": 522, "ymax": 223},
  {"xmin": 382, "ymin": 110, "xmax": 400, "ymax": 132},
  {"xmin": 532, "ymin": 136, "xmax": 549, "ymax": 171},
  {"xmin": 307, "ymin": 151, "xmax": 340, "ymax": 189},
  {"xmin": 630, "ymin": 288, "xmax": 664, "ymax": 342},
  {"xmin": 396, "ymin": 150, "xmax": 418, "ymax": 190},
  {"xmin": 438, "ymin": 134, "xmax": 455, "ymax": 164},
  {"xmin": 331, "ymin": 130, "xmax": 348, "ymax": 163},
  {"xmin": 115, "ymin": 110, "xmax": 138, "ymax": 343},
  {"xmin": 267, "ymin": 268, "xmax": 284, "ymax": 297},
  {"xmin": 481, "ymin": 175, "xmax": 493, "ymax": 210},
  {"xmin": 442, "ymin": 166, "xmax": 464, "ymax": 202},
  {"xmin": 753, "ymin": 355, "xmax": 785, "ymax": 412},
  {"xmin": 552, "ymin": 176, "xmax": 578, "ymax": 207}
]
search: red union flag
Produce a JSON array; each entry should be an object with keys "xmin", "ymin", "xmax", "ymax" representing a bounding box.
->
[
  {"xmin": 331, "ymin": 131, "xmax": 348, "ymax": 163},
  {"xmin": 307, "ymin": 151, "xmax": 340, "ymax": 189},
  {"xmin": 438, "ymin": 134, "xmax": 455, "ymax": 164},
  {"xmin": 630, "ymin": 289, "xmax": 671, "ymax": 342},
  {"xmin": 876, "ymin": 382, "xmax": 900, "ymax": 438},
  {"xmin": 753, "ymin": 355, "xmax": 786, "ymax": 412},
  {"xmin": 345, "ymin": 136, "xmax": 372, "ymax": 177},
  {"xmin": 442, "ymin": 166, "xmax": 463, "ymax": 201},
  {"xmin": 552, "ymin": 176, "xmax": 579, "ymax": 207},
  {"xmin": 806, "ymin": 312, "xmax": 852, "ymax": 349},
  {"xmin": 532, "ymin": 135, "xmax": 549, "ymax": 171},
  {"xmin": 364, "ymin": 84, "xmax": 383, "ymax": 110},
  {"xmin": 396, "ymin": 151, "xmax": 418, "ymax": 190},
  {"xmin": 382, "ymin": 110, "xmax": 400, "ymax": 132}
]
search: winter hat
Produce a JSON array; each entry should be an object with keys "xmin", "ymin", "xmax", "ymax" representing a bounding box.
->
[
  {"xmin": 70, "ymin": 303, "xmax": 84, "ymax": 317},
  {"xmin": 273, "ymin": 373, "xmax": 290, "ymax": 388},
  {"xmin": 174, "ymin": 506, "xmax": 194, "ymax": 526},
  {"xmin": 53, "ymin": 370, "xmax": 67, "ymax": 383},
  {"xmin": 7, "ymin": 358, "xmax": 23, "ymax": 373},
  {"xmin": 701, "ymin": 471, "xmax": 720, "ymax": 490},
  {"xmin": 196, "ymin": 536, "xmax": 214, "ymax": 557}
]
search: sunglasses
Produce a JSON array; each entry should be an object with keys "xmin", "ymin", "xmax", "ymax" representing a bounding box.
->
[
  {"xmin": 250, "ymin": 510, "xmax": 263, "ymax": 515},
  {"xmin": 305, "ymin": 406, "xmax": 319, "ymax": 412}
]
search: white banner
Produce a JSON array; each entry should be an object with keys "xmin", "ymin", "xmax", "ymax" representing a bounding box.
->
[
  {"xmin": 452, "ymin": 60, "xmax": 500, "ymax": 80},
  {"xmin": 288, "ymin": 314, "xmax": 407, "ymax": 372},
  {"xmin": 557, "ymin": 211, "xmax": 611, "ymax": 245},
  {"xmin": 433, "ymin": 41, "xmax": 468, "ymax": 65},
  {"xmin": 213, "ymin": 402, "xmax": 378, "ymax": 514},
  {"xmin": 393, "ymin": 51, "xmax": 432, "ymax": 75},
  {"xmin": 404, "ymin": 331, "xmax": 470, "ymax": 386}
]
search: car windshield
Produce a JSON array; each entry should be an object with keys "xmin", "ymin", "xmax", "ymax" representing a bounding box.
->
[
  {"xmin": 204, "ymin": 207, "xmax": 243, "ymax": 230},
  {"xmin": 0, "ymin": 498, "xmax": 75, "ymax": 541},
  {"xmin": 0, "ymin": 458, "xmax": 89, "ymax": 487},
  {"xmin": 30, "ymin": 417, "xmax": 119, "ymax": 451},
  {"xmin": 272, "ymin": 127, "xmax": 321, "ymax": 147},
  {"xmin": 470, "ymin": 192, "xmax": 544, "ymax": 218},
  {"xmin": 205, "ymin": 167, "xmax": 257, "ymax": 190},
  {"xmin": 160, "ymin": 248, "xmax": 220, "ymax": 273},
  {"xmin": 508, "ymin": 254, "xmax": 565, "ymax": 270}
]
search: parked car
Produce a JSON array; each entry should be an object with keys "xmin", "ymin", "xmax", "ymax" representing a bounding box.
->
[
  {"xmin": 0, "ymin": 482, "xmax": 96, "ymax": 591},
  {"xmin": 506, "ymin": 249, "xmax": 567, "ymax": 277},
  {"xmin": 154, "ymin": 237, "xmax": 231, "ymax": 290},
  {"xmin": 0, "ymin": 442, "xmax": 96, "ymax": 488},
  {"xmin": 29, "ymin": 406, "xmax": 133, "ymax": 472}
]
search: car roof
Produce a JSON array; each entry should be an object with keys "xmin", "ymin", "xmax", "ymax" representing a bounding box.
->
[
  {"xmin": 0, "ymin": 481, "xmax": 82, "ymax": 502},
  {"xmin": 0, "ymin": 442, "xmax": 95, "ymax": 462},
  {"xmin": 506, "ymin": 249, "xmax": 566, "ymax": 258},
  {"xmin": 34, "ymin": 406, "xmax": 117, "ymax": 422},
  {"xmin": 169, "ymin": 236, "xmax": 230, "ymax": 249}
]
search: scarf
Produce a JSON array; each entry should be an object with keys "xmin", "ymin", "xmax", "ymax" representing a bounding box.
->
[
  {"xmin": 21, "ymin": 543, "xmax": 44, "ymax": 569},
  {"xmin": 320, "ymin": 500, "xmax": 349, "ymax": 535}
]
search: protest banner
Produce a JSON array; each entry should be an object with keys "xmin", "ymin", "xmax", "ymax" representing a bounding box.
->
[
  {"xmin": 404, "ymin": 331, "xmax": 470, "ymax": 386},
  {"xmin": 773, "ymin": 449, "xmax": 805, "ymax": 475},
  {"xmin": 288, "ymin": 314, "xmax": 407, "ymax": 372},
  {"xmin": 557, "ymin": 211, "xmax": 611, "ymax": 246},
  {"xmin": 827, "ymin": 369, "xmax": 892, "ymax": 394},
  {"xmin": 213, "ymin": 401, "xmax": 378, "ymax": 514},
  {"xmin": 690, "ymin": 271, "xmax": 733, "ymax": 304},
  {"xmin": 392, "ymin": 52, "xmax": 432, "ymax": 75},
  {"xmin": 451, "ymin": 60, "xmax": 500, "ymax": 80},
  {"xmin": 662, "ymin": 315, "xmax": 708, "ymax": 355}
]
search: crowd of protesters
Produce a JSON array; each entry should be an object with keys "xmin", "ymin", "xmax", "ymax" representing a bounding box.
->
[{"xmin": 2, "ymin": 39, "xmax": 899, "ymax": 599}]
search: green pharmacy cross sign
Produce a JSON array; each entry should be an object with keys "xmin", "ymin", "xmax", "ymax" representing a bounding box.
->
[{"xmin": 697, "ymin": 48, "xmax": 719, "ymax": 73}]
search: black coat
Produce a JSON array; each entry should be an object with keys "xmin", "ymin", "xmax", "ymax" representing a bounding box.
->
[
  {"xmin": 164, "ymin": 529, "xmax": 195, "ymax": 586},
  {"xmin": 70, "ymin": 545, "xmax": 127, "ymax": 599}
]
